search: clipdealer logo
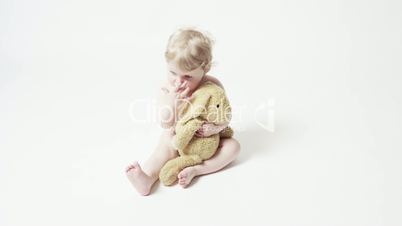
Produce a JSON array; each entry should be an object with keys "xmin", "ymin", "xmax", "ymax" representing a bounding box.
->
[{"xmin": 128, "ymin": 97, "xmax": 275, "ymax": 132}]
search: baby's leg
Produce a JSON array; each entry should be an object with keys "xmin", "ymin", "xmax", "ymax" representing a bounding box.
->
[
  {"xmin": 126, "ymin": 128, "xmax": 178, "ymax": 195},
  {"xmin": 178, "ymin": 138, "xmax": 240, "ymax": 187}
]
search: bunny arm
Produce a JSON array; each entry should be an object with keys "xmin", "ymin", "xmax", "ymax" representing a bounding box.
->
[
  {"xmin": 174, "ymin": 118, "xmax": 204, "ymax": 151},
  {"xmin": 219, "ymin": 126, "xmax": 234, "ymax": 138}
]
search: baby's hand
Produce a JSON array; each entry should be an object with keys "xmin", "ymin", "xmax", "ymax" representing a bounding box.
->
[
  {"xmin": 195, "ymin": 123, "xmax": 226, "ymax": 137},
  {"xmin": 161, "ymin": 81, "xmax": 192, "ymax": 110}
]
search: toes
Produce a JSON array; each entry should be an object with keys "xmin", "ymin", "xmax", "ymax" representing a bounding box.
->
[
  {"xmin": 179, "ymin": 180, "xmax": 189, "ymax": 188},
  {"xmin": 126, "ymin": 165, "xmax": 134, "ymax": 172},
  {"xmin": 178, "ymin": 176, "xmax": 184, "ymax": 183},
  {"xmin": 126, "ymin": 162, "xmax": 141, "ymax": 173},
  {"xmin": 178, "ymin": 172, "xmax": 187, "ymax": 179},
  {"xmin": 178, "ymin": 177, "xmax": 187, "ymax": 184}
]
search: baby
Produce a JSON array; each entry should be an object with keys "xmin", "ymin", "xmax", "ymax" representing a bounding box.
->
[{"xmin": 126, "ymin": 28, "xmax": 241, "ymax": 196}]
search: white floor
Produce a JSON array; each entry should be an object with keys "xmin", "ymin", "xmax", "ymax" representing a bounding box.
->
[{"xmin": 1, "ymin": 0, "xmax": 402, "ymax": 225}]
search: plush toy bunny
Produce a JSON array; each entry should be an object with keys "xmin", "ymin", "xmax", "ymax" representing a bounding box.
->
[{"xmin": 159, "ymin": 81, "xmax": 233, "ymax": 186}]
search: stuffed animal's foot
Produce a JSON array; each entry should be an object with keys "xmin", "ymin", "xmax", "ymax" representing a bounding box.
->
[
  {"xmin": 159, "ymin": 155, "xmax": 203, "ymax": 186},
  {"xmin": 159, "ymin": 163, "xmax": 179, "ymax": 186},
  {"xmin": 178, "ymin": 167, "xmax": 198, "ymax": 188},
  {"xmin": 126, "ymin": 161, "xmax": 153, "ymax": 196}
]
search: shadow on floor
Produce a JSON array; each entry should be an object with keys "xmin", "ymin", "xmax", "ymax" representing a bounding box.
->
[
  {"xmin": 226, "ymin": 122, "xmax": 285, "ymax": 170},
  {"xmin": 157, "ymin": 122, "xmax": 286, "ymax": 190},
  {"xmin": 193, "ymin": 122, "xmax": 284, "ymax": 182}
]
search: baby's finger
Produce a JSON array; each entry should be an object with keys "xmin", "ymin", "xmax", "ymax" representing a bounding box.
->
[
  {"xmin": 204, "ymin": 123, "xmax": 214, "ymax": 129},
  {"xmin": 174, "ymin": 84, "xmax": 181, "ymax": 92},
  {"xmin": 180, "ymin": 87, "xmax": 190, "ymax": 98},
  {"xmin": 180, "ymin": 81, "xmax": 187, "ymax": 89},
  {"xmin": 185, "ymin": 95, "xmax": 193, "ymax": 101},
  {"xmin": 175, "ymin": 81, "xmax": 186, "ymax": 92},
  {"xmin": 174, "ymin": 80, "xmax": 184, "ymax": 90}
]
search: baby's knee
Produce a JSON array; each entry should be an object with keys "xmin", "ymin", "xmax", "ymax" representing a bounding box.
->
[
  {"xmin": 222, "ymin": 138, "xmax": 241, "ymax": 156},
  {"xmin": 231, "ymin": 139, "xmax": 241, "ymax": 156}
]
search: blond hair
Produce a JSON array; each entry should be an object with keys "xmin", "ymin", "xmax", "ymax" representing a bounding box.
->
[{"xmin": 165, "ymin": 27, "xmax": 214, "ymax": 73}]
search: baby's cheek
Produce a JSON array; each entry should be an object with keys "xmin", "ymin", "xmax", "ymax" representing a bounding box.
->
[
  {"xmin": 188, "ymin": 81, "xmax": 198, "ymax": 90},
  {"xmin": 167, "ymin": 75, "xmax": 175, "ymax": 84}
]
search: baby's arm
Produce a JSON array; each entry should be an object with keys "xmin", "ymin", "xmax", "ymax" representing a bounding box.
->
[
  {"xmin": 195, "ymin": 122, "xmax": 229, "ymax": 137},
  {"xmin": 158, "ymin": 81, "xmax": 191, "ymax": 129},
  {"xmin": 158, "ymin": 88, "xmax": 176, "ymax": 129}
]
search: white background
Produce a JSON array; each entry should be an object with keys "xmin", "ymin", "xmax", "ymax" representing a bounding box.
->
[{"xmin": 1, "ymin": 0, "xmax": 402, "ymax": 225}]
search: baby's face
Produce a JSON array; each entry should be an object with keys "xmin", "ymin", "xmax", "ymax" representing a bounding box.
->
[{"xmin": 167, "ymin": 61, "xmax": 205, "ymax": 93}]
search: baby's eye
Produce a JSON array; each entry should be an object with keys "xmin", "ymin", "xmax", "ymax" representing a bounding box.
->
[{"xmin": 184, "ymin": 75, "xmax": 192, "ymax": 80}]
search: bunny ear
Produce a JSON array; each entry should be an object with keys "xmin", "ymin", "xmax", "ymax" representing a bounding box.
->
[
  {"xmin": 181, "ymin": 93, "xmax": 211, "ymax": 123},
  {"xmin": 192, "ymin": 93, "xmax": 211, "ymax": 117}
]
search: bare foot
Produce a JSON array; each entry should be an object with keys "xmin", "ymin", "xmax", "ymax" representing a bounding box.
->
[
  {"xmin": 178, "ymin": 167, "xmax": 198, "ymax": 188},
  {"xmin": 126, "ymin": 161, "xmax": 154, "ymax": 196}
]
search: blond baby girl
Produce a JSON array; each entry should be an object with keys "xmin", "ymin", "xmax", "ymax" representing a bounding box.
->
[{"xmin": 126, "ymin": 28, "xmax": 241, "ymax": 196}]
